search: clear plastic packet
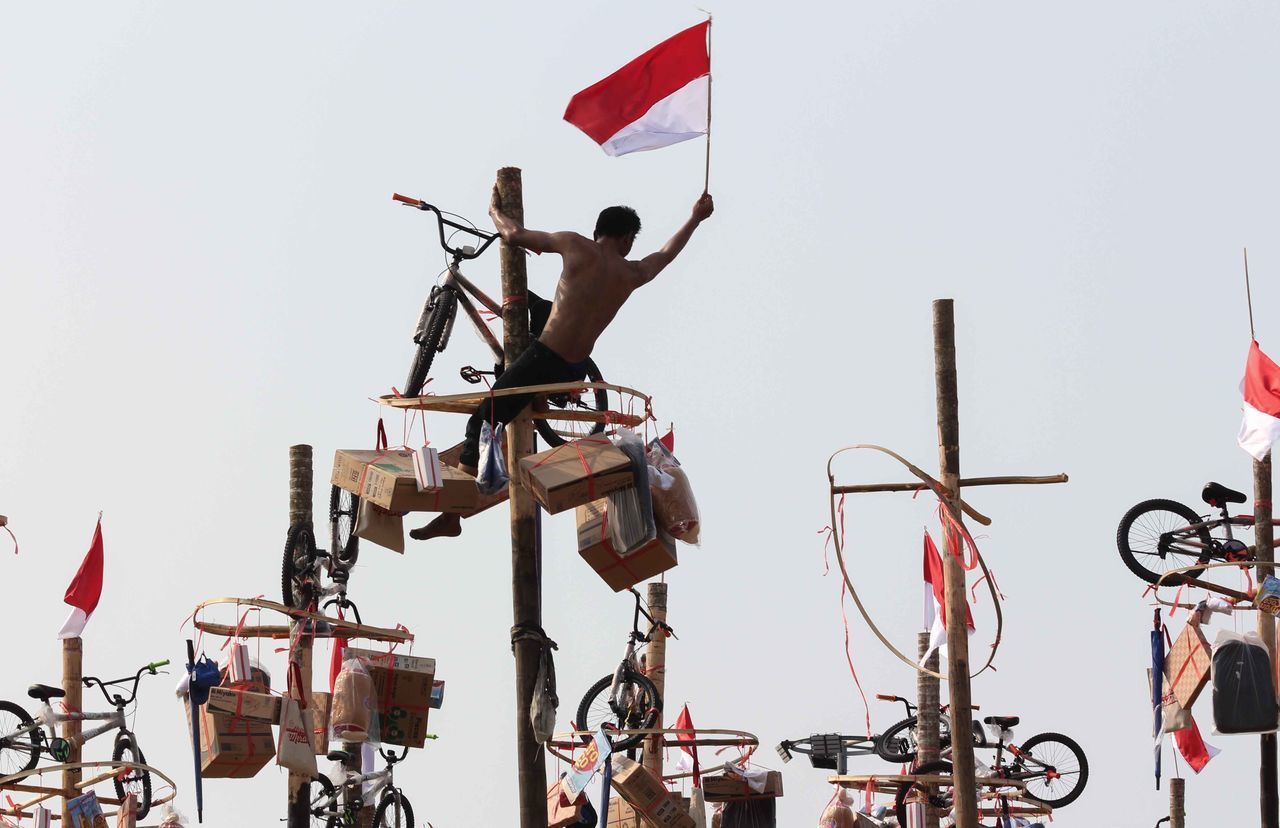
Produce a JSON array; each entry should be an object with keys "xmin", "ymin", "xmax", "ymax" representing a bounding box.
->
[
  {"xmin": 1211, "ymin": 628, "xmax": 1278, "ymax": 734},
  {"xmin": 477, "ymin": 421, "xmax": 509, "ymax": 495},
  {"xmin": 331, "ymin": 656, "xmax": 374, "ymax": 742},
  {"xmin": 646, "ymin": 439, "xmax": 700, "ymax": 544},
  {"xmin": 606, "ymin": 429, "xmax": 657, "ymax": 554}
]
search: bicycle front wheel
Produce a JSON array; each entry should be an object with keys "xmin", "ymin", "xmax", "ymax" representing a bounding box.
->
[
  {"xmin": 535, "ymin": 358, "xmax": 610, "ymax": 448},
  {"xmin": 374, "ymin": 790, "xmax": 415, "ymax": 828},
  {"xmin": 308, "ymin": 773, "xmax": 339, "ymax": 828},
  {"xmin": 404, "ymin": 288, "xmax": 456, "ymax": 398},
  {"xmin": 329, "ymin": 485, "xmax": 360, "ymax": 566},
  {"xmin": 1117, "ymin": 499, "xmax": 1213, "ymax": 584},
  {"xmin": 575, "ymin": 670, "xmax": 662, "ymax": 752},
  {"xmin": 112, "ymin": 735, "xmax": 153, "ymax": 820},
  {"xmin": 1018, "ymin": 731, "xmax": 1088, "ymax": 808},
  {"xmin": 0, "ymin": 701, "xmax": 40, "ymax": 776},
  {"xmin": 875, "ymin": 717, "xmax": 919, "ymax": 763},
  {"xmin": 281, "ymin": 524, "xmax": 320, "ymax": 610},
  {"xmin": 894, "ymin": 759, "xmax": 953, "ymax": 825}
]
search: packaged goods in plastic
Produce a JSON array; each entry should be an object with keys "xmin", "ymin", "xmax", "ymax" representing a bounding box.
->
[
  {"xmin": 646, "ymin": 439, "xmax": 700, "ymax": 544},
  {"xmin": 331, "ymin": 656, "xmax": 374, "ymax": 742},
  {"xmin": 344, "ymin": 646, "xmax": 436, "ymax": 748},
  {"xmin": 719, "ymin": 798, "xmax": 776, "ymax": 828},
  {"xmin": 477, "ymin": 422, "xmax": 510, "ymax": 495},
  {"xmin": 1212, "ymin": 629, "xmax": 1279, "ymax": 734}
]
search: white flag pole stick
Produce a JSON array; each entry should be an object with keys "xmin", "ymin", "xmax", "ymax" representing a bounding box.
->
[{"xmin": 1245, "ymin": 246, "xmax": 1257, "ymax": 341}]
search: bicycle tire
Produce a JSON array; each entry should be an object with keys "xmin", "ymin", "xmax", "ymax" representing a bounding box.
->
[
  {"xmin": 373, "ymin": 789, "xmax": 415, "ymax": 828},
  {"xmin": 307, "ymin": 772, "xmax": 338, "ymax": 827},
  {"xmin": 875, "ymin": 717, "xmax": 919, "ymax": 763},
  {"xmin": 1018, "ymin": 731, "xmax": 1088, "ymax": 808},
  {"xmin": 0, "ymin": 700, "xmax": 40, "ymax": 776},
  {"xmin": 281, "ymin": 523, "xmax": 319, "ymax": 610},
  {"xmin": 894, "ymin": 759, "xmax": 953, "ymax": 824},
  {"xmin": 1117, "ymin": 499, "xmax": 1213, "ymax": 585},
  {"xmin": 534, "ymin": 358, "xmax": 610, "ymax": 448},
  {"xmin": 112, "ymin": 735, "xmax": 152, "ymax": 821},
  {"xmin": 575, "ymin": 669, "xmax": 662, "ymax": 752},
  {"xmin": 404, "ymin": 288, "xmax": 457, "ymax": 398},
  {"xmin": 329, "ymin": 485, "xmax": 360, "ymax": 565}
]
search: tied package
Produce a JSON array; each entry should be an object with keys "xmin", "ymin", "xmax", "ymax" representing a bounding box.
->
[
  {"xmin": 1212, "ymin": 629, "xmax": 1279, "ymax": 734},
  {"xmin": 333, "ymin": 449, "xmax": 479, "ymax": 513},
  {"xmin": 646, "ymin": 439, "xmax": 700, "ymax": 544},
  {"xmin": 610, "ymin": 755, "xmax": 696, "ymax": 828},
  {"xmin": 518, "ymin": 437, "xmax": 634, "ymax": 514},
  {"xmin": 1166, "ymin": 620, "xmax": 1212, "ymax": 709},
  {"xmin": 412, "ymin": 445, "xmax": 443, "ymax": 492}
]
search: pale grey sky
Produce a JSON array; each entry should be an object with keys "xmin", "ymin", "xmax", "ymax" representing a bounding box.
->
[{"xmin": 4, "ymin": 1, "xmax": 1280, "ymax": 825}]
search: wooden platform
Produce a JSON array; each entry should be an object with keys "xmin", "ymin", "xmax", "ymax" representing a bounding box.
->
[
  {"xmin": 0, "ymin": 760, "xmax": 177, "ymax": 821},
  {"xmin": 375, "ymin": 381, "xmax": 650, "ymax": 428}
]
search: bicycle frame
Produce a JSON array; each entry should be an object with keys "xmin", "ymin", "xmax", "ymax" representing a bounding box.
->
[
  {"xmin": 607, "ymin": 589, "xmax": 670, "ymax": 708},
  {"xmin": 436, "ymin": 259, "xmax": 505, "ymax": 365},
  {"xmin": 4, "ymin": 705, "xmax": 126, "ymax": 751}
]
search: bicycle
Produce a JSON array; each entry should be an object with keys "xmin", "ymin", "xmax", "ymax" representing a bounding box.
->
[
  {"xmin": 310, "ymin": 743, "xmax": 426, "ymax": 828},
  {"xmin": 1116, "ymin": 481, "xmax": 1280, "ymax": 585},
  {"xmin": 872, "ymin": 693, "xmax": 987, "ymax": 764},
  {"xmin": 574, "ymin": 588, "xmax": 673, "ymax": 751},
  {"xmin": 391, "ymin": 192, "xmax": 610, "ymax": 448},
  {"xmin": 281, "ymin": 518, "xmax": 365, "ymax": 618},
  {"xmin": 0, "ymin": 659, "xmax": 169, "ymax": 820},
  {"xmin": 890, "ymin": 714, "xmax": 1087, "ymax": 820},
  {"xmin": 775, "ymin": 732, "xmax": 880, "ymax": 774}
]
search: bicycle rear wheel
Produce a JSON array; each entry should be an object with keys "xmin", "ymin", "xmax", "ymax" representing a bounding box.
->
[
  {"xmin": 374, "ymin": 790, "xmax": 415, "ymax": 828},
  {"xmin": 0, "ymin": 701, "xmax": 40, "ymax": 776},
  {"xmin": 534, "ymin": 358, "xmax": 610, "ymax": 447},
  {"xmin": 281, "ymin": 524, "xmax": 320, "ymax": 610},
  {"xmin": 1117, "ymin": 499, "xmax": 1213, "ymax": 584},
  {"xmin": 1018, "ymin": 731, "xmax": 1088, "ymax": 808},
  {"xmin": 894, "ymin": 759, "xmax": 953, "ymax": 825},
  {"xmin": 308, "ymin": 773, "xmax": 339, "ymax": 827},
  {"xmin": 404, "ymin": 287, "xmax": 456, "ymax": 398},
  {"xmin": 875, "ymin": 717, "xmax": 919, "ymax": 763},
  {"xmin": 112, "ymin": 735, "xmax": 153, "ymax": 821},
  {"xmin": 329, "ymin": 485, "xmax": 360, "ymax": 565},
  {"xmin": 575, "ymin": 669, "xmax": 662, "ymax": 752}
]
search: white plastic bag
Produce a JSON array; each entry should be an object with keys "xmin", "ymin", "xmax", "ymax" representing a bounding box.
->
[
  {"xmin": 646, "ymin": 439, "xmax": 701, "ymax": 544},
  {"xmin": 277, "ymin": 697, "xmax": 318, "ymax": 775},
  {"xmin": 477, "ymin": 422, "xmax": 509, "ymax": 495},
  {"xmin": 331, "ymin": 657, "xmax": 374, "ymax": 742}
]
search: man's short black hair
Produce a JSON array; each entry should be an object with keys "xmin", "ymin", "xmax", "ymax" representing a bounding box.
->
[{"xmin": 594, "ymin": 206, "xmax": 641, "ymax": 241}]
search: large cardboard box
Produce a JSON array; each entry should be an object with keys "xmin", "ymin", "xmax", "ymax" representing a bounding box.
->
[
  {"xmin": 577, "ymin": 500, "xmax": 678, "ymax": 591},
  {"xmin": 333, "ymin": 449, "xmax": 479, "ymax": 513},
  {"xmin": 702, "ymin": 770, "xmax": 784, "ymax": 802},
  {"xmin": 205, "ymin": 687, "xmax": 281, "ymax": 725},
  {"xmin": 345, "ymin": 646, "xmax": 436, "ymax": 748},
  {"xmin": 1166, "ymin": 621, "xmax": 1212, "ymax": 709},
  {"xmin": 186, "ymin": 668, "xmax": 275, "ymax": 778},
  {"xmin": 519, "ymin": 438, "xmax": 634, "ymax": 514},
  {"xmin": 610, "ymin": 756, "xmax": 696, "ymax": 828}
]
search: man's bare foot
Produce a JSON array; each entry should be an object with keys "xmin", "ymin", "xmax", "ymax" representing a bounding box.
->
[{"xmin": 409, "ymin": 512, "xmax": 462, "ymax": 541}]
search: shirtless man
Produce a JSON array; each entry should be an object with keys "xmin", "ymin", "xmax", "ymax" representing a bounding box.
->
[{"xmin": 410, "ymin": 188, "xmax": 714, "ymax": 541}]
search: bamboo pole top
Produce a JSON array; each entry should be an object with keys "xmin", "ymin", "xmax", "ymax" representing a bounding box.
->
[{"xmin": 190, "ymin": 596, "xmax": 414, "ymax": 643}]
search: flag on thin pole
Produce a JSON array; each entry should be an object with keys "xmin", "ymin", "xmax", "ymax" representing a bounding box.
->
[
  {"xmin": 1239, "ymin": 340, "xmax": 1280, "ymax": 460},
  {"xmin": 57, "ymin": 516, "xmax": 104, "ymax": 639},
  {"xmin": 1174, "ymin": 715, "xmax": 1219, "ymax": 773},
  {"xmin": 919, "ymin": 530, "xmax": 974, "ymax": 664},
  {"xmin": 674, "ymin": 704, "xmax": 701, "ymax": 786},
  {"xmin": 564, "ymin": 20, "xmax": 711, "ymax": 158}
]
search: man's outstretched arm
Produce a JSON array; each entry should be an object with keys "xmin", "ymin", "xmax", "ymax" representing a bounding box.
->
[
  {"xmin": 636, "ymin": 193, "xmax": 714, "ymax": 284},
  {"xmin": 489, "ymin": 186, "xmax": 579, "ymax": 255}
]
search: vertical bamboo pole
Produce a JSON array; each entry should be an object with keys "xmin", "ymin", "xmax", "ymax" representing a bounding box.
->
[
  {"xmin": 61, "ymin": 637, "xmax": 82, "ymax": 825},
  {"xmin": 932, "ymin": 299, "xmax": 978, "ymax": 828},
  {"xmin": 286, "ymin": 445, "xmax": 319, "ymax": 828},
  {"xmin": 916, "ymin": 631, "xmax": 941, "ymax": 828},
  {"xmin": 1257, "ymin": 453, "xmax": 1277, "ymax": 828},
  {"xmin": 642, "ymin": 582, "xmax": 669, "ymax": 779},
  {"xmin": 1169, "ymin": 777, "xmax": 1185, "ymax": 828},
  {"xmin": 496, "ymin": 166, "xmax": 546, "ymax": 828}
]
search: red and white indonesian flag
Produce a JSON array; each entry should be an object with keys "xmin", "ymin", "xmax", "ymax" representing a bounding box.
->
[
  {"xmin": 921, "ymin": 531, "xmax": 974, "ymax": 664},
  {"xmin": 1240, "ymin": 340, "xmax": 1280, "ymax": 461},
  {"xmin": 564, "ymin": 21, "xmax": 710, "ymax": 157},
  {"xmin": 57, "ymin": 518, "xmax": 104, "ymax": 639}
]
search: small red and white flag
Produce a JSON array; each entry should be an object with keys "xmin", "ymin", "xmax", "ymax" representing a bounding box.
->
[
  {"xmin": 921, "ymin": 531, "xmax": 974, "ymax": 664},
  {"xmin": 564, "ymin": 21, "xmax": 710, "ymax": 157},
  {"xmin": 1240, "ymin": 340, "xmax": 1280, "ymax": 461},
  {"xmin": 673, "ymin": 704, "xmax": 701, "ymax": 787},
  {"xmin": 57, "ymin": 518, "xmax": 104, "ymax": 639},
  {"xmin": 1174, "ymin": 716, "xmax": 1220, "ymax": 773}
]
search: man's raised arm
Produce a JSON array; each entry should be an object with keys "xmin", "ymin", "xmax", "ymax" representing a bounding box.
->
[
  {"xmin": 489, "ymin": 186, "xmax": 579, "ymax": 255},
  {"xmin": 636, "ymin": 193, "xmax": 714, "ymax": 284}
]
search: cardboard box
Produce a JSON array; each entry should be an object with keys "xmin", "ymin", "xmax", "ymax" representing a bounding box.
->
[
  {"xmin": 186, "ymin": 668, "xmax": 275, "ymax": 778},
  {"xmin": 608, "ymin": 797, "xmax": 643, "ymax": 827},
  {"xmin": 310, "ymin": 692, "xmax": 332, "ymax": 754},
  {"xmin": 578, "ymin": 500, "xmax": 678, "ymax": 591},
  {"xmin": 1166, "ymin": 621, "xmax": 1212, "ymax": 709},
  {"xmin": 345, "ymin": 646, "xmax": 436, "ymax": 748},
  {"xmin": 702, "ymin": 770, "xmax": 784, "ymax": 802},
  {"xmin": 549, "ymin": 779, "xmax": 589, "ymax": 828},
  {"xmin": 333, "ymin": 449, "xmax": 479, "ymax": 513},
  {"xmin": 205, "ymin": 687, "xmax": 281, "ymax": 725},
  {"xmin": 519, "ymin": 438, "xmax": 634, "ymax": 514},
  {"xmin": 610, "ymin": 756, "xmax": 696, "ymax": 828}
]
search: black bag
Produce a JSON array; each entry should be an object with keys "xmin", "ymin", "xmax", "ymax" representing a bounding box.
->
[
  {"xmin": 720, "ymin": 798, "xmax": 776, "ymax": 828},
  {"xmin": 1212, "ymin": 630, "xmax": 1279, "ymax": 734}
]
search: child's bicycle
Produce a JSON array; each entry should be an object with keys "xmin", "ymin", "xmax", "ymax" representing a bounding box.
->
[
  {"xmin": 310, "ymin": 743, "xmax": 428, "ymax": 828},
  {"xmin": 0, "ymin": 659, "xmax": 169, "ymax": 820},
  {"xmin": 391, "ymin": 192, "xmax": 610, "ymax": 448},
  {"xmin": 1116, "ymin": 481, "xmax": 1280, "ymax": 585}
]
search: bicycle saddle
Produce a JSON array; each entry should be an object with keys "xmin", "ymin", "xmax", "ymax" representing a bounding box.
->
[
  {"xmin": 326, "ymin": 750, "xmax": 355, "ymax": 764},
  {"xmin": 983, "ymin": 715, "xmax": 1019, "ymax": 729},
  {"xmin": 28, "ymin": 684, "xmax": 65, "ymax": 701},
  {"xmin": 1203, "ymin": 482, "xmax": 1247, "ymax": 507}
]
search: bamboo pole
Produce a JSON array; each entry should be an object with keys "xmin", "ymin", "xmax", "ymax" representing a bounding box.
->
[
  {"xmin": 1258, "ymin": 453, "xmax": 1277, "ymax": 828},
  {"xmin": 61, "ymin": 636, "xmax": 82, "ymax": 825},
  {"xmin": 1169, "ymin": 776, "xmax": 1185, "ymax": 828},
  {"xmin": 832, "ymin": 474, "xmax": 1067, "ymax": 495},
  {"xmin": 916, "ymin": 631, "xmax": 940, "ymax": 828},
  {"xmin": 932, "ymin": 299, "xmax": 978, "ymax": 828},
  {"xmin": 285, "ymin": 446, "xmax": 322, "ymax": 828},
  {"xmin": 497, "ymin": 166, "xmax": 547, "ymax": 828},
  {"xmin": 642, "ymin": 583, "xmax": 669, "ymax": 780}
]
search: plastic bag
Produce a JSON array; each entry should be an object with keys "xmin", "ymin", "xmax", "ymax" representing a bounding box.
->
[
  {"xmin": 1212, "ymin": 629, "xmax": 1278, "ymax": 734},
  {"xmin": 157, "ymin": 806, "xmax": 187, "ymax": 828},
  {"xmin": 331, "ymin": 657, "xmax": 374, "ymax": 742},
  {"xmin": 477, "ymin": 421, "xmax": 509, "ymax": 496},
  {"xmin": 606, "ymin": 429, "xmax": 657, "ymax": 554},
  {"xmin": 277, "ymin": 696, "xmax": 318, "ymax": 775},
  {"xmin": 646, "ymin": 439, "xmax": 700, "ymax": 544},
  {"xmin": 1148, "ymin": 668, "xmax": 1192, "ymax": 733}
]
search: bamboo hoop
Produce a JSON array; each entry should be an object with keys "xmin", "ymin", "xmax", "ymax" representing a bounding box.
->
[
  {"xmin": 375, "ymin": 381, "xmax": 652, "ymax": 427},
  {"xmin": 0, "ymin": 760, "xmax": 177, "ymax": 820},
  {"xmin": 826, "ymin": 444, "xmax": 1005, "ymax": 680},
  {"xmin": 1150, "ymin": 560, "xmax": 1278, "ymax": 610},
  {"xmin": 544, "ymin": 727, "xmax": 757, "ymax": 766},
  {"xmin": 826, "ymin": 772, "xmax": 1027, "ymax": 795},
  {"xmin": 190, "ymin": 596, "xmax": 414, "ymax": 643}
]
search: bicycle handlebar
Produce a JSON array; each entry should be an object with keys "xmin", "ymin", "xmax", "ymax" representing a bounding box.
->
[
  {"xmin": 82, "ymin": 662, "xmax": 168, "ymax": 707},
  {"xmin": 875, "ymin": 693, "xmax": 899, "ymax": 702},
  {"xmin": 391, "ymin": 192, "xmax": 499, "ymax": 261}
]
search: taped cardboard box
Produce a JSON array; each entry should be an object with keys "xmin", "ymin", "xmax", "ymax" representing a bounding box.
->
[
  {"xmin": 519, "ymin": 438, "xmax": 634, "ymax": 514},
  {"xmin": 186, "ymin": 666, "xmax": 275, "ymax": 778},
  {"xmin": 702, "ymin": 770, "xmax": 784, "ymax": 802},
  {"xmin": 1166, "ymin": 621, "xmax": 1212, "ymax": 709},
  {"xmin": 333, "ymin": 449, "xmax": 479, "ymax": 513},
  {"xmin": 205, "ymin": 687, "xmax": 281, "ymax": 725},
  {"xmin": 610, "ymin": 756, "xmax": 696, "ymax": 828},
  {"xmin": 345, "ymin": 646, "xmax": 436, "ymax": 748},
  {"xmin": 609, "ymin": 797, "xmax": 689, "ymax": 826},
  {"xmin": 577, "ymin": 500, "xmax": 678, "ymax": 592}
]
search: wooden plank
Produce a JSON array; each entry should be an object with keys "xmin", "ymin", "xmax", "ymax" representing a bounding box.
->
[{"xmin": 833, "ymin": 474, "xmax": 1067, "ymax": 495}]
